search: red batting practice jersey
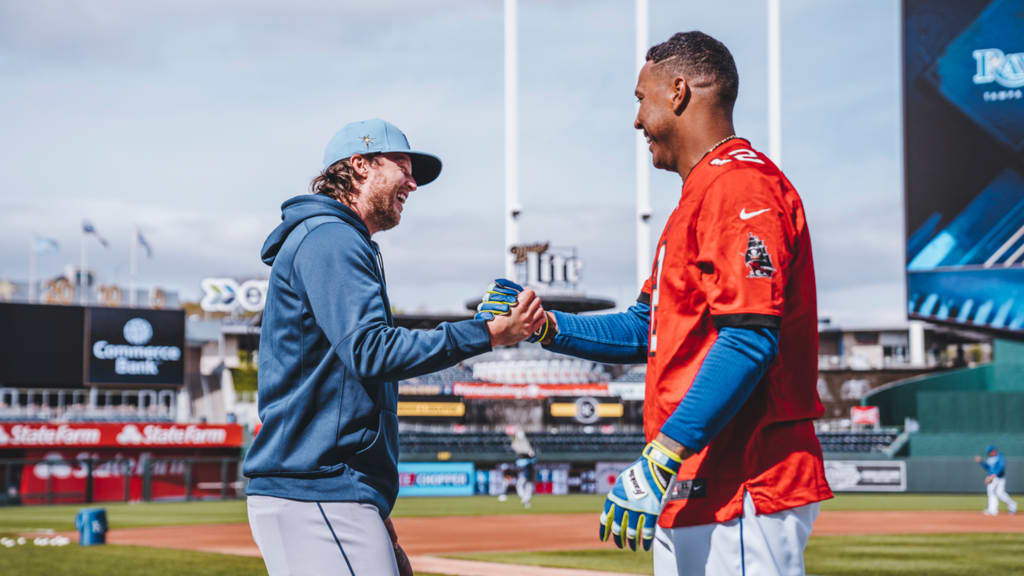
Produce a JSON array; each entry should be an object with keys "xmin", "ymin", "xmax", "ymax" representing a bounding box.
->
[{"xmin": 641, "ymin": 138, "xmax": 832, "ymax": 528}]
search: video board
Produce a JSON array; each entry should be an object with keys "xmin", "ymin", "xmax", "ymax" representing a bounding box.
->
[{"xmin": 904, "ymin": 0, "xmax": 1024, "ymax": 335}]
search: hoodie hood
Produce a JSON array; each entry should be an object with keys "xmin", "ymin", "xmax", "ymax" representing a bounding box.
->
[{"xmin": 261, "ymin": 195, "xmax": 370, "ymax": 265}]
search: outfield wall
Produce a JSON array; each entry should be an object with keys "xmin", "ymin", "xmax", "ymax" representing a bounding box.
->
[{"xmin": 905, "ymin": 457, "xmax": 1024, "ymax": 494}]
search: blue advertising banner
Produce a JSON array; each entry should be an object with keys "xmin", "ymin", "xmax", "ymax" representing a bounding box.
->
[
  {"xmin": 397, "ymin": 462, "xmax": 475, "ymax": 497},
  {"xmin": 904, "ymin": 0, "xmax": 1024, "ymax": 335}
]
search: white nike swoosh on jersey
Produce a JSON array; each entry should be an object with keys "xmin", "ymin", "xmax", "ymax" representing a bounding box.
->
[{"xmin": 740, "ymin": 208, "xmax": 770, "ymax": 220}]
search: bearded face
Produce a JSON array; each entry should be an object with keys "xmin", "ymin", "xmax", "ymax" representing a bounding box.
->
[{"xmin": 362, "ymin": 153, "xmax": 415, "ymax": 233}]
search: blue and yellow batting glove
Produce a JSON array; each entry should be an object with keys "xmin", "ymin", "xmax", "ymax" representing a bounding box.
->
[
  {"xmin": 474, "ymin": 279, "xmax": 523, "ymax": 320},
  {"xmin": 473, "ymin": 278, "xmax": 550, "ymax": 343},
  {"xmin": 599, "ymin": 440, "xmax": 682, "ymax": 552}
]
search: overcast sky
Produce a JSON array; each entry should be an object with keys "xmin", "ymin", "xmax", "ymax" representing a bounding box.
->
[{"xmin": 0, "ymin": 0, "xmax": 905, "ymax": 327}]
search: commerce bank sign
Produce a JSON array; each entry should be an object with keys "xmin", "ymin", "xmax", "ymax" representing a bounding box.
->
[{"xmin": 87, "ymin": 308, "xmax": 185, "ymax": 386}]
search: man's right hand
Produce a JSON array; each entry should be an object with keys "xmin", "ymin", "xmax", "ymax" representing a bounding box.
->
[{"xmin": 476, "ymin": 279, "xmax": 546, "ymax": 347}]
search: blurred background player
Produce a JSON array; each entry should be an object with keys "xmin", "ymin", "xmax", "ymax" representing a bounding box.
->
[
  {"xmin": 510, "ymin": 428, "xmax": 537, "ymax": 509},
  {"xmin": 976, "ymin": 445, "xmax": 1017, "ymax": 516}
]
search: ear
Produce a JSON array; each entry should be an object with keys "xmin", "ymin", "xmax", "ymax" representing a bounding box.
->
[
  {"xmin": 670, "ymin": 76, "xmax": 689, "ymax": 115},
  {"xmin": 350, "ymin": 154, "xmax": 372, "ymax": 179}
]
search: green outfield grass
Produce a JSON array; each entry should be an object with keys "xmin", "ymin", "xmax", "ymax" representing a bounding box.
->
[
  {"xmin": 0, "ymin": 500, "xmax": 248, "ymax": 535},
  {"xmin": 447, "ymin": 533, "xmax": 1024, "ymax": 576},
  {"xmin": 0, "ymin": 493, "xmax": 993, "ymax": 536},
  {"xmin": 0, "ymin": 544, "xmax": 266, "ymax": 576}
]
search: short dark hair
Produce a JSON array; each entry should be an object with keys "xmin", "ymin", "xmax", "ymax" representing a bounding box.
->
[{"xmin": 646, "ymin": 31, "xmax": 739, "ymax": 109}]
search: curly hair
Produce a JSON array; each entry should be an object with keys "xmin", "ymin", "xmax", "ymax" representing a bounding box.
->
[
  {"xmin": 310, "ymin": 154, "xmax": 379, "ymax": 205},
  {"xmin": 646, "ymin": 31, "xmax": 739, "ymax": 109}
]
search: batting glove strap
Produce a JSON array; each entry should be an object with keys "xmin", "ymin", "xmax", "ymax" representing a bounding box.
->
[{"xmin": 526, "ymin": 313, "xmax": 550, "ymax": 344}]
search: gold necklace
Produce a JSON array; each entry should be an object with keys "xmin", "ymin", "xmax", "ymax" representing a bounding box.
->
[{"xmin": 684, "ymin": 134, "xmax": 738, "ymax": 179}]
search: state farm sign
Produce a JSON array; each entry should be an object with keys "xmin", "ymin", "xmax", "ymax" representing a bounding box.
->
[
  {"xmin": 0, "ymin": 424, "xmax": 101, "ymax": 446},
  {"xmin": 0, "ymin": 422, "xmax": 242, "ymax": 449}
]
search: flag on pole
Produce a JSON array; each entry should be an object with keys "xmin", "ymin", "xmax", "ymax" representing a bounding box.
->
[
  {"xmin": 137, "ymin": 229, "xmax": 153, "ymax": 258},
  {"xmin": 33, "ymin": 235, "xmax": 59, "ymax": 253},
  {"xmin": 82, "ymin": 220, "xmax": 109, "ymax": 247}
]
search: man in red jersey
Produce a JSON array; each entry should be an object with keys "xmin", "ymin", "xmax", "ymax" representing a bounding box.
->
[{"xmin": 494, "ymin": 31, "xmax": 832, "ymax": 575}]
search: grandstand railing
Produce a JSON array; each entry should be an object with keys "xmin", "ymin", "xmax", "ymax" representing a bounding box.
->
[{"xmin": 0, "ymin": 387, "xmax": 176, "ymax": 422}]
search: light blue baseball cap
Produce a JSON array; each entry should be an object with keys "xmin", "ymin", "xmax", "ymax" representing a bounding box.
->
[{"xmin": 322, "ymin": 118, "xmax": 442, "ymax": 186}]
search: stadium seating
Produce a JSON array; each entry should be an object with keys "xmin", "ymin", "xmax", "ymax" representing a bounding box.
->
[{"xmin": 399, "ymin": 428, "xmax": 902, "ymax": 461}]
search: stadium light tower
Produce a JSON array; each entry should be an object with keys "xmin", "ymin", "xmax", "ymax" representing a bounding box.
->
[
  {"xmin": 504, "ymin": 0, "xmax": 520, "ymax": 281},
  {"xmin": 768, "ymin": 0, "xmax": 782, "ymax": 165},
  {"xmin": 635, "ymin": 0, "xmax": 651, "ymax": 292}
]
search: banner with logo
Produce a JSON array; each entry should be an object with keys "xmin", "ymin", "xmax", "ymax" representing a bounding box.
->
[
  {"xmin": 547, "ymin": 396, "xmax": 623, "ymax": 424},
  {"xmin": 824, "ymin": 460, "xmax": 907, "ymax": 492},
  {"xmin": 397, "ymin": 396, "xmax": 466, "ymax": 420},
  {"xmin": 18, "ymin": 449, "xmax": 238, "ymax": 503},
  {"xmin": 452, "ymin": 382, "xmax": 610, "ymax": 399},
  {"xmin": 86, "ymin": 307, "xmax": 185, "ymax": 386},
  {"xmin": 903, "ymin": 0, "xmax": 1024, "ymax": 334},
  {"xmin": 0, "ymin": 422, "xmax": 243, "ymax": 449},
  {"xmin": 397, "ymin": 462, "xmax": 475, "ymax": 497}
]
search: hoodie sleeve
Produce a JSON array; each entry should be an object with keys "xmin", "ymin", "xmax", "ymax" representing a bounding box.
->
[{"xmin": 292, "ymin": 222, "xmax": 492, "ymax": 382}]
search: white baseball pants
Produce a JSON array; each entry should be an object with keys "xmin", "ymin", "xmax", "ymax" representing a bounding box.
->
[
  {"xmin": 653, "ymin": 491, "xmax": 819, "ymax": 576},
  {"xmin": 986, "ymin": 477, "xmax": 1018, "ymax": 515},
  {"xmin": 248, "ymin": 495, "xmax": 399, "ymax": 576}
]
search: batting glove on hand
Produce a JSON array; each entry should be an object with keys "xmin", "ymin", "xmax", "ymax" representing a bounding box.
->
[
  {"xmin": 474, "ymin": 279, "xmax": 550, "ymax": 343},
  {"xmin": 600, "ymin": 440, "xmax": 682, "ymax": 551},
  {"xmin": 475, "ymin": 278, "xmax": 523, "ymax": 320}
]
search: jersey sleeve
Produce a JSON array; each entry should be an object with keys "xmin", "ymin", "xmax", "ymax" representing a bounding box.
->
[{"xmin": 696, "ymin": 169, "xmax": 793, "ymax": 330}]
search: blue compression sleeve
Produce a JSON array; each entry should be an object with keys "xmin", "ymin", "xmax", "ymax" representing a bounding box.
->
[
  {"xmin": 543, "ymin": 301, "xmax": 650, "ymax": 364},
  {"xmin": 659, "ymin": 327, "xmax": 779, "ymax": 452}
]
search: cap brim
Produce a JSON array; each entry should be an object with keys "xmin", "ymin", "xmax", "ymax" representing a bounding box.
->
[{"xmin": 408, "ymin": 151, "xmax": 442, "ymax": 186}]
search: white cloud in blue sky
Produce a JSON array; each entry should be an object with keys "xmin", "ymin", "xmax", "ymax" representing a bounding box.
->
[{"xmin": 0, "ymin": 0, "xmax": 905, "ymax": 327}]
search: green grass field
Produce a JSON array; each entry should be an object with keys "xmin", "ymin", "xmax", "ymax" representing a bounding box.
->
[
  {"xmin": 447, "ymin": 533, "xmax": 1024, "ymax": 576},
  {"xmin": 0, "ymin": 494, "xmax": 1011, "ymax": 575},
  {"xmin": 0, "ymin": 493, "xmax": 992, "ymax": 535}
]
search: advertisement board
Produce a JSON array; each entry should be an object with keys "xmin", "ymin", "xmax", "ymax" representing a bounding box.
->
[
  {"xmin": 397, "ymin": 462, "xmax": 475, "ymax": 497},
  {"xmin": 86, "ymin": 307, "xmax": 185, "ymax": 386},
  {"xmin": 546, "ymin": 397, "xmax": 624, "ymax": 424},
  {"xmin": 903, "ymin": 0, "xmax": 1024, "ymax": 334},
  {"xmin": 0, "ymin": 422, "xmax": 243, "ymax": 449},
  {"xmin": 18, "ymin": 449, "xmax": 238, "ymax": 504},
  {"xmin": 452, "ymin": 382, "xmax": 610, "ymax": 399},
  {"xmin": 396, "ymin": 396, "xmax": 466, "ymax": 420},
  {"xmin": 0, "ymin": 303, "xmax": 85, "ymax": 387},
  {"xmin": 824, "ymin": 460, "xmax": 907, "ymax": 492}
]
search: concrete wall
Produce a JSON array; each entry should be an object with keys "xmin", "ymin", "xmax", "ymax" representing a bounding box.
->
[{"xmin": 906, "ymin": 457, "xmax": 1024, "ymax": 494}]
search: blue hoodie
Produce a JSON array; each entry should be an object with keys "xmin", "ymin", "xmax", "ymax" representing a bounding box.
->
[{"xmin": 243, "ymin": 195, "xmax": 492, "ymax": 515}]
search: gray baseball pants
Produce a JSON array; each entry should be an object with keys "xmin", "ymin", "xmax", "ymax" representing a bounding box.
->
[{"xmin": 248, "ymin": 495, "xmax": 399, "ymax": 576}]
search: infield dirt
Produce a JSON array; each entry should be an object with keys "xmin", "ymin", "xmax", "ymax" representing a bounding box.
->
[{"xmin": 59, "ymin": 509, "xmax": 1024, "ymax": 558}]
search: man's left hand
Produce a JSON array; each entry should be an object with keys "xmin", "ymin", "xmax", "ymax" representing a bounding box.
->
[{"xmin": 600, "ymin": 440, "xmax": 682, "ymax": 552}]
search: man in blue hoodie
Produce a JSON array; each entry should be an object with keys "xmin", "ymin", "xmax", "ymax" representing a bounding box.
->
[
  {"xmin": 976, "ymin": 445, "xmax": 1018, "ymax": 516},
  {"xmin": 243, "ymin": 119, "xmax": 545, "ymax": 575}
]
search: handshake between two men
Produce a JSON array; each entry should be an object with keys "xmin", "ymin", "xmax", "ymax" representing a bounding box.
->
[
  {"xmin": 474, "ymin": 278, "xmax": 552, "ymax": 348},
  {"xmin": 469, "ymin": 278, "xmax": 681, "ymax": 554}
]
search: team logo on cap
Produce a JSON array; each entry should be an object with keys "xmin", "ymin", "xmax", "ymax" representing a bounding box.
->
[{"xmin": 361, "ymin": 135, "xmax": 375, "ymax": 149}]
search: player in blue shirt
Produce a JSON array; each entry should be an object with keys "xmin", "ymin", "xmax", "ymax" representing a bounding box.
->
[{"xmin": 976, "ymin": 445, "xmax": 1018, "ymax": 516}]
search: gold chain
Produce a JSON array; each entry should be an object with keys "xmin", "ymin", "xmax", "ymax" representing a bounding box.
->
[{"xmin": 684, "ymin": 134, "xmax": 738, "ymax": 179}]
